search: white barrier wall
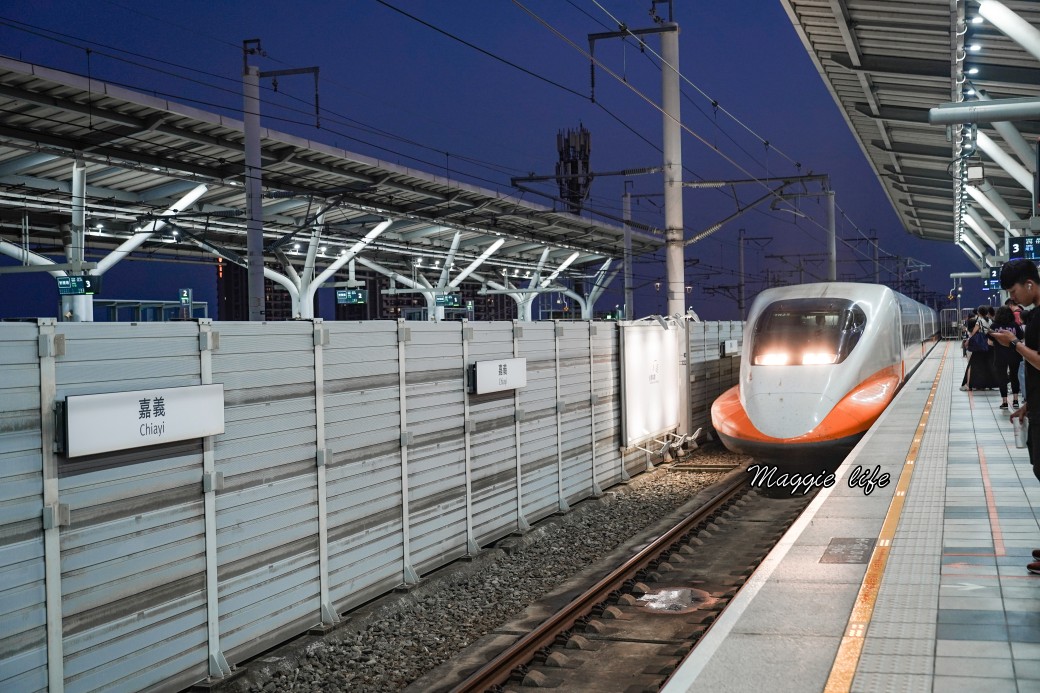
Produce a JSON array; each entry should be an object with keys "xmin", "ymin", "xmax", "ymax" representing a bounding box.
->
[{"xmin": 0, "ymin": 317, "xmax": 740, "ymax": 693}]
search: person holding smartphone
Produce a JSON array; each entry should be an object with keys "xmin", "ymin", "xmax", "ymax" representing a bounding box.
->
[{"xmin": 991, "ymin": 260, "xmax": 1040, "ymax": 574}]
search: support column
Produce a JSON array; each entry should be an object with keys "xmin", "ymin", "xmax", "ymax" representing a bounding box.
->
[
  {"xmin": 65, "ymin": 160, "xmax": 92, "ymax": 322},
  {"xmin": 623, "ymin": 190, "xmax": 634, "ymax": 320},
  {"xmin": 243, "ymin": 63, "xmax": 265, "ymax": 321},
  {"xmin": 462, "ymin": 323, "xmax": 480, "ymax": 552},
  {"xmin": 738, "ymin": 229, "xmax": 746, "ymax": 319},
  {"xmin": 312, "ymin": 320, "xmax": 338, "ymax": 625},
  {"xmin": 396, "ymin": 320, "xmax": 419, "ymax": 585},
  {"xmin": 198, "ymin": 320, "xmax": 231, "ymax": 678},
  {"xmin": 554, "ymin": 321, "xmax": 570, "ymax": 513},
  {"xmin": 38, "ymin": 320, "xmax": 65, "ymax": 693},
  {"xmin": 661, "ymin": 23, "xmax": 685, "ymax": 318},
  {"xmin": 589, "ymin": 323, "xmax": 602, "ymax": 496},
  {"xmin": 827, "ymin": 191, "xmax": 836, "ymax": 281},
  {"xmin": 513, "ymin": 321, "xmax": 530, "ymax": 532}
]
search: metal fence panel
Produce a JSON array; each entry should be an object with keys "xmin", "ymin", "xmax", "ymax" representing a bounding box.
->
[
  {"xmin": 591, "ymin": 325, "xmax": 624, "ymax": 489},
  {"xmin": 51, "ymin": 322, "xmax": 208, "ymax": 693},
  {"xmin": 0, "ymin": 323, "xmax": 45, "ymax": 693},
  {"xmin": 0, "ymin": 317, "xmax": 742, "ymax": 692},
  {"xmin": 469, "ymin": 323, "xmax": 521, "ymax": 544},
  {"xmin": 517, "ymin": 323, "xmax": 560, "ymax": 523},
  {"xmin": 210, "ymin": 322, "xmax": 320, "ymax": 663},
  {"xmin": 323, "ymin": 322, "xmax": 404, "ymax": 610},
  {"xmin": 404, "ymin": 323, "xmax": 468, "ymax": 572}
]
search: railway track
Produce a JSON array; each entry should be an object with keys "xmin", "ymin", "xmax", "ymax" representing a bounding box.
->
[{"xmin": 443, "ymin": 472, "xmax": 817, "ymax": 693}]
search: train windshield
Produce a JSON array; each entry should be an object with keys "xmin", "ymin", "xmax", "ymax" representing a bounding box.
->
[{"xmin": 751, "ymin": 298, "xmax": 866, "ymax": 366}]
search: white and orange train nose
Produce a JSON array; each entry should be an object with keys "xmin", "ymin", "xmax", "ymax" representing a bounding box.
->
[
  {"xmin": 710, "ymin": 282, "xmax": 936, "ymax": 463},
  {"xmin": 711, "ymin": 365, "xmax": 902, "ymax": 460}
]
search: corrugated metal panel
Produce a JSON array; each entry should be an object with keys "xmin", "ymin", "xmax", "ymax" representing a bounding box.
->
[
  {"xmin": 517, "ymin": 323, "xmax": 560, "ymax": 523},
  {"xmin": 689, "ymin": 321, "xmax": 742, "ymax": 435},
  {"xmin": 404, "ymin": 322, "xmax": 468, "ymax": 573},
  {"xmin": 557, "ymin": 323, "xmax": 593, "ymax": 504},
  {"xmin": 323, "ymin": 322, "xmax": 404, "ymax": 611},
  {"xmin": 210, "ymin": 321, "xmax": 320, "ymax": 662},
  {"xmin": 1, "ymin": 317, "xmax": 738, "ymax": 692},
  {"xmin": 469, "ymin": 323, "xmax": 521, "ymax": 544},
  {"xmin": 0, "ymin": 323, "xmax": 46, "ymax": 693},
  {"xmin": 591, "ymin": 324, "xmax": 624, "ymax": 490},
  {"xmin": 51, "ymin": 322, "xmax": 209, "ymax": 693}
]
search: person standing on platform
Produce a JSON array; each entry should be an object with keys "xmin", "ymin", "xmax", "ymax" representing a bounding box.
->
[
  {"xmin": 990, "ymin": 305, "xmax": 1023, "ymax": 410},
  {"xmin": 961, "ymin": 305, "xmax": 997, "ymax": 391},
  {"xmin": 992, "ymin": 259, "xmax": 1040, "ymax": 574}
]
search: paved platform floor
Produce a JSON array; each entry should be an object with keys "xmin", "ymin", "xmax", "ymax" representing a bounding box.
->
[{"xmin": 662, "ymin": 341, "xmax": 1040, "ymax": 693}]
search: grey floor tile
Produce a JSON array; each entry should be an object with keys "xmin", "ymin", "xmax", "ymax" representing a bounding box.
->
[{"xmin": 934, "ymin": 656, "xmax": 1014, "ymax": 678}]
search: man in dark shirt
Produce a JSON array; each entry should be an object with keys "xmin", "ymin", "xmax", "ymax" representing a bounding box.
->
[{"xmin": 992, "ymin": 259, "xmax": 1040, "ymax": 574}]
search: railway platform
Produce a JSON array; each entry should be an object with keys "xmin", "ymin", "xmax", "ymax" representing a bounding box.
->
[{"xmin": 663, "ymin": 340, "xmax": 1040, "ymax": 692}]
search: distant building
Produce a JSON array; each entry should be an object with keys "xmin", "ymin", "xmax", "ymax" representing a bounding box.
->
[
  {"xmin": 216, "ymin": 260, "xmax": 316, "ymax": 321},
  {"xmin": 218, "ymin": 260, "xmax": 523, "ymax": 321}
]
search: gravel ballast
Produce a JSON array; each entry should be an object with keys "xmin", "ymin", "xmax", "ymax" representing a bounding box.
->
[{"xmin": 221, "ymin": 447, "xmax": 747, "ymax": 693}]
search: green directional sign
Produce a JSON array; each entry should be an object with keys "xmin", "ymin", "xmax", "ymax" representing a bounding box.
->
[
  {"xmin": 336, "ymin": 289, "xmax": 368, "ymax": 304},
  {"xmin": 178, "ymin": 288, "xmax": 193, "ymax": 305},
  {"xmin": 435, "ymin": 293, "xmax": 460, "ymax": 307},
  {"xmin": 56, "ymin": 275, "xmax": 101, "ymax": 295}
]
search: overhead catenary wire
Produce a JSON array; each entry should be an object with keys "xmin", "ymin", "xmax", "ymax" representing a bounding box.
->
[
  {"xmin": 0, "ymin": 5, "xmax": 924, "ymax": 287},
  {"xmin": 514, "ymin": 0, "xmax": 924, "ymax": 273}
]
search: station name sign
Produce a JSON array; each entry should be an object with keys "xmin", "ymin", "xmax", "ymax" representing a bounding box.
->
[
  {"xmin": 62, "ymin": 384, "xmax": 225, "ymax": 457},
  {"xmin": 468, "ymin": 357, "xmax": 527, "ymax": 394}
]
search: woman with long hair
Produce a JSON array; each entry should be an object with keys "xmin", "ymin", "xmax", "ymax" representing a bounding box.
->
[
  {"xmin": 962, "ymin": 305, "xmax": 998, "ymax": 390},
  {"xmin": 991, "ymin": 305, "xmax": 1023, "ymax": 408}
]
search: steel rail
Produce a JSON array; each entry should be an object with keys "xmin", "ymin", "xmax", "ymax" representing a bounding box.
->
[{"xmin": 449, "ymin": 470, "xmax": 750, "ymax": 693}]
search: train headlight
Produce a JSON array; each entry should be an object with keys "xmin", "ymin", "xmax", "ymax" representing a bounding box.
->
[
  {"xmin": 801, "ymin": 352, "xmax": 838, "ymax": 365},
  {"xmin": 754, "ymin": 352, "xmax": 790, "ymax": 365}
]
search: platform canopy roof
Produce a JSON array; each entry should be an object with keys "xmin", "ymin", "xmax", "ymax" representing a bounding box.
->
[
  {"xmin": 0, "ymin": 55, "xmax": 662, "ymax": 282},
  {"xmin": 781, "ymin": 0, "xmax": 1040, "ymax": 268}
]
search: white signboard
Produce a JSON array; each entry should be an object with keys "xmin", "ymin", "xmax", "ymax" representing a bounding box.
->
[
  {"xmin": 65, "ymin": 384, "xmax": 225, "ymax": 457},
  {"xmin": 620, "ymin": 323, "xmax": 681, "ymax": 448},
  {"xmin": 472, "ymin": 357, "xmax": 527, "ymax": 394}
]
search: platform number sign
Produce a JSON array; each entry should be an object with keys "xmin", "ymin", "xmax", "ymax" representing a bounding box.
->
[
  {"xmin": 1010, "ymin": 238, "xmax": 1025, "ymax": 260},
  {"xmin": 178, "ymin": 288, "xmax": 193, "ymax": 305},
  {"xmin": 1010, "ymin": 237, "xmax": 1040, "ymax": 261},
  {"xmin": 983, "ymin": 267, "xmax": 1000, "ymax": 292},
  {"xmin": 56, "ymin": 275, "xmax": 101, "ymax": 295},
  {"xmin": 336, "ymin": 289, "xmax": 368, "ymax": 304},
  {"xmin": 435, "ymin": 293, "xmax": 461, "ymax": 307}
]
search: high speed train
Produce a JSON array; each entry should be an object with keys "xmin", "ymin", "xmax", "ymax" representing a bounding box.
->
[{"xmin": 711, "ymin": 282, "xmax": 938, "ymax": 461}]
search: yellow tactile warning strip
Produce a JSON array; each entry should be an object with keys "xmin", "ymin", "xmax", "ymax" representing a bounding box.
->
[{"xmin": 823, "ymin": 341, "xmax": 948, "ymax": 693}]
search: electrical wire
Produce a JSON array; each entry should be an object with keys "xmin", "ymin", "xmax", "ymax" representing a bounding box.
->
[{"xmin": 1, "ymin": 4, "xmax": 925, "ymax": 291}]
